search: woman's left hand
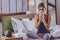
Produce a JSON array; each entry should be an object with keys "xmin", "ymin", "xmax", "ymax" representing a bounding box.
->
[{"xmin": 42, "ymin": 14, "xmax": 45, "ymax": 22}]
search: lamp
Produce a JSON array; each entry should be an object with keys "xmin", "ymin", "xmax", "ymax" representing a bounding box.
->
[{"xmin": 29, "ymin": 0, "xmax": 34, "ymax": 6}]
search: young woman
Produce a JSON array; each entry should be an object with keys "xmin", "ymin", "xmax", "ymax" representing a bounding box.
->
[
  {"xmin": 34, "ymin": 3, "xmax": 51, "ymax": 37},
  {"xmin": 26, "ymin": 3, "xmax": 51, "ymax": 40}
]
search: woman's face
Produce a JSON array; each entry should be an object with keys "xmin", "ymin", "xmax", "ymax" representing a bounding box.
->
[{"xmin": 38, "ymin": 7, "xmax": 45, "ymax": 14}]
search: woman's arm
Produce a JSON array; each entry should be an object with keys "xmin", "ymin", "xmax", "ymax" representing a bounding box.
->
[
  {"xmin": 34, "ymin": 15, "xmax": 41, "ymax": 29},
  {"xmin": 42, "ymin": 14, "xmax": 51, "ymax": 30}
]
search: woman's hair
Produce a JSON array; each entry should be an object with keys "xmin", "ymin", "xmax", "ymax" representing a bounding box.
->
[{"xmin": 38, "ymin": 3, "xmax": 45, "ymax": 8}]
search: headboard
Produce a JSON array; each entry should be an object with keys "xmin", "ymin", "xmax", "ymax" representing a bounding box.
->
[{"xmin": 11, "ymin": 14, "xmax": 36, "ymax": 20}]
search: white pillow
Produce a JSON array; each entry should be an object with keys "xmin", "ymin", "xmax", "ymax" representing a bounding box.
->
[
  {"xmin": 51, "ymin": 29, "xmax": 60, "ymax": 37},
  {"xmin": 51, "ymin": 25, "xmax": 60, "ymax": 37},
  {"xmin": 11, "ymin": 17, "xmax": 25, "ymax": 34},
  {"xmin": 49, "ymin": 25, "xmax": 56, "ymax": 34},
  {"xmin": 22, "ymin": 18, "xmax": 37, "ymax": 33}
]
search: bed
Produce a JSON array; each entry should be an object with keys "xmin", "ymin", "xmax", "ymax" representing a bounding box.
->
[
  {"xmin": 11, "ymin": 14, "xmax": 60, "ymax": 40},
  {"xmin": 11, "ymin": 14, "xmax": 41, "ymax": 40},
  {"xmin": 49, "ymin": 25, "xmax": 60, "ymax": 40}
]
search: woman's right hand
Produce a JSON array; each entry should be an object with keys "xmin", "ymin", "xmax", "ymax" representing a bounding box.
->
[{"xmin": 39, "ymin": 14, "xmax": 42, "ymax": 22}]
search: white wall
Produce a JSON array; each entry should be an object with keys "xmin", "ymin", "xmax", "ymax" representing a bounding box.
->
[{"xmin": 49, "ymin": 10, "xmax": 56, "ymax": 26}]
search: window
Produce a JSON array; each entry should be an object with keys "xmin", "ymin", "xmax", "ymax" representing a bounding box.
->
[
  {"xmin": 0, "ymin": 0, "xmax": 36, "ymax": 15},
  {"xmin": 2, "ymin": 0, "xmax": 9, "ymax": 14},
  {"xmin": 10, "ymin": 0, "xmax": 16, "ymax": 13},
  {"xmin": 0, "ymin": 0, "xmax": 29, "ymax": 14}
]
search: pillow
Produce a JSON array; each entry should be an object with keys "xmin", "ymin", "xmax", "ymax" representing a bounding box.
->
[
  {"xmin": 51, "ymin": 29, "xmax": 60, "ymax": 37},
  {"xmin": 49, "ymin": 25, "xmax": 56, "ymax": 34},
  {"xmin": 11, "ymin": 17, "xmax": 25, "ymax": 34},
  {"xmin": 22, "ymin": 18, "xmax": 37, "ymax": 33},
  {"xmin": 51, "ymin": 25, "xmax": 60, "ymax": 37}
]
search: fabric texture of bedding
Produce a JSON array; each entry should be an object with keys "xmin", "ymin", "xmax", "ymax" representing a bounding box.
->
[
  {"xmin": 49, "ymin": 25, "xmax": 60, "ymax": 38},
  {"xmin": 51, "ymin": 25, "xmax": 60, "ymax": 37},
  {"xmin": 11, "ymin": 17, "xmax": 26, "ymax": 37},
  {"xmin": 22, "ymin": 18, "xmax": 37, "ymax": 33},
  {"xmin": 11, "ymin": 17, "xmax": 59, "ymax": 40},
  {"xmin": 11, "ymin": 17, "xmax": 40, "ymax": 39}
]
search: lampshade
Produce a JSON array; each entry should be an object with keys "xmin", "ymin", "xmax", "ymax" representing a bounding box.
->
[{"xmin": 29, "ymin": 0, "xmax": 34, "ymax": 6}]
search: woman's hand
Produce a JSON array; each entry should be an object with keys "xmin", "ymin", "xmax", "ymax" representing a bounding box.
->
[
  {"xmin": 42, "ymin": 14, "xmax": 50, "ymax": 30},
  {"xmin": 42, "ymin": 14, "xmax": 45, "ymax": 22},
  {"xmin": 39, "ymin": 14, "xmax": 42, "ymax": 22}
]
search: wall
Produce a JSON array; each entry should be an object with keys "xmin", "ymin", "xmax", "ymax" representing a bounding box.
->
[
  {"xmin": 0, "ymin": 0, "xmax": 1, "ymax": 13},
  {"xmin": 56, "ymin": 0, "xmax": 60, "ymax": 25},
  {"xmin": 28, "ymin": 0, "xmax": 43, "ymax": 13},
  {"xmin": 29, "ymin": 0, "xmax": 36, "ymax": 13},
  {"xmin": 43, "ymin": 0, "xmax": 60, "ymax": 25},
  {"xmin": 0, "ymin": 20, "xmax": 2, "ymax": 40},
  {"xmin": 36, "ymin": 0, "xmax": 43, "ymax": 13},
  {"xmin": 43, "ymin": 0, "xmax": 56, "ymax": 26}
]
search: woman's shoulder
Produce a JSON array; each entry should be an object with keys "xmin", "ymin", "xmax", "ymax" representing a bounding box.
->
[
  {"xmin": 34, "ymin": 14, "xmax": 39, "ymax": 16},
  {"xmin": 45, "ymin": 14, "xmax": 51, "ymax": 19},
  {"xmin": 45, "ymin": 14, "xmax": 51, "ymax": 16},
  {"xmin": 34, "ymin": 14, "xmax": 39, "ymax": 17},
  {"xmin": 34, "ymin": 14, "xmax": 39, "ymax": 18}
]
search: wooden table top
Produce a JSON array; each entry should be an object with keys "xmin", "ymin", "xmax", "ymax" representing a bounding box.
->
[{"xmin": 2, "ymin": 36, "xmax": 23, "ymax": 40}]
